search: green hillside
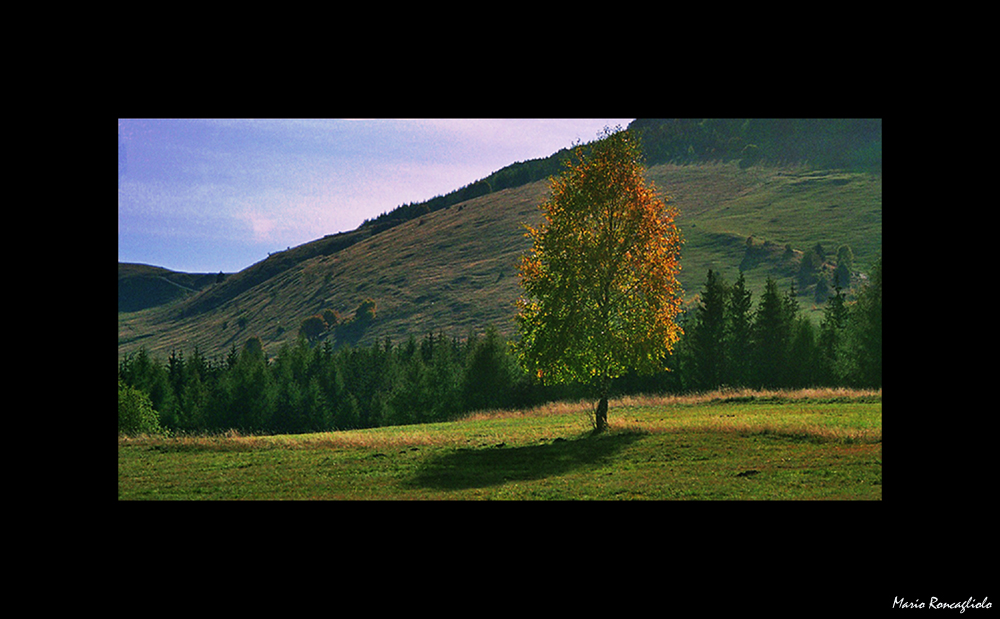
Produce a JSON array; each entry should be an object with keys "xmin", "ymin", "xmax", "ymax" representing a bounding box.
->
[
  {"xmin": 118, "ymin": 263, "xmax": 220, "ymax": 313},
  {"xmin": 118, "ymin": 158, "xmax": 881, "ymax": 361}
]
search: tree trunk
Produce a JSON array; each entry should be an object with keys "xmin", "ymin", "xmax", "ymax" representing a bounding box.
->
[{"xmin": 595, "ymin": 394, "xmax": 609, "ymax": 433}]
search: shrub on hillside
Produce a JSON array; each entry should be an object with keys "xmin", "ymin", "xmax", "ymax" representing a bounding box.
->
[
  {"xmin": 355, "ymin": 298, "xmax": 377, "ymax": 324},
  {"xmin": 322, "ymin": 309, "xmax": 341, "ymax": 329},
  {"xmin": 299, "ymin": 315, "xmax": 328, "ymax": 341},
  {"xmin": 118, "ymin": 379, "xmax": 163, "ymax": 435}
]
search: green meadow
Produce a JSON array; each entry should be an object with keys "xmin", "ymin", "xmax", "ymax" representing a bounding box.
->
[{"xmin": 118, "ymin": 388, "xmax": 881, "ymax": 500}]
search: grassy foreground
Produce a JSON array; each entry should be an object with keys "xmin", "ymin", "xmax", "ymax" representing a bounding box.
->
[{"xmin": 118, "ymin": 388, "xmax": 881, "ymax": 500}]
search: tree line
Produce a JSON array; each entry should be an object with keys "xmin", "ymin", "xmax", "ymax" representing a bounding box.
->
[
  {"xmin": 629, "ymin": 119, "xmax": 882, "ymax": 172},
  {"xmin": 118, "ymin": 326, "xmax": 549, "ymax": 436},
  {"xmin": 674, "ymin": 255, "xmax": 882, "ymax": 394},
  {"xmin": 118, "ymin": 257, "xmax": 881, "ymax": 436}
]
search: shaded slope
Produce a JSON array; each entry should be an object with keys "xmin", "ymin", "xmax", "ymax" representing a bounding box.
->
[
  {"xmin": 118, "ymin": 180, "xmax": 548, "ymax": 359},
  {"xmin": 118, "ymin": 161, "xmax": 881, "ymax": 361},
  {"xmin": 118, "ymin": 263, "xmax": 220, "ymax": 313}
]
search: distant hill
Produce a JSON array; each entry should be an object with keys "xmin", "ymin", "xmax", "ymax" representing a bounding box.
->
[
  {"xmin": 630, "ymin": 118, "xmax": 882, "ymax": 171},
  {"xmin": 362, "ymin": 119, "xmax": 881, "ymax": 234},
  {"xmin": 119, "ymin": 119, "xmax": 881, "ymax": 361},
  {"xmin": 118, "ymin": 263, "xmax": 221, "ymax": 313}
]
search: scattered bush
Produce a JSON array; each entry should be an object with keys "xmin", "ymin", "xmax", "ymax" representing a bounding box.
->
[
  {"xmin": 299, "ymin": 315, "xmax": 328, "ymax": 341},
  {"xmin": 118, "ymin": 379, "xmax": 163, "ymax": 435},
  {"xmin": 322, "ymin": 309, "xmax": 341, "ymax": 329},
  {"xmin": 355, "ymin": 298, "xmax": 377, "ymax": 324}
]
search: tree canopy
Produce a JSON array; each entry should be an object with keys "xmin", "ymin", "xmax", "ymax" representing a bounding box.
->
[{"xmin": 515, "ymin": 127, "xmax": 684, "ymax": 431}]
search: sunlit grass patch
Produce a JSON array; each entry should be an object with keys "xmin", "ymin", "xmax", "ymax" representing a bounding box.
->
[
  {"xmin": 602, "ymin": 388, "xmax": 881, "ymax": 443},
  {"xmin": 119, "ymin": 388, "xmax": 881, "ymax": 500}
]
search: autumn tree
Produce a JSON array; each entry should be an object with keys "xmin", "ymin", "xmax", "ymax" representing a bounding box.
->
[{"xmin": 516, "ymin": 127, "xmax": 683, "ymax": 432}]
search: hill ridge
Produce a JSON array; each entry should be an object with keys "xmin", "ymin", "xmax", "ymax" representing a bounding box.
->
[
  {"xmin": 119, "ymin": 118, "xmax": 882, "ymax": 316},
  {"xmin": 119, "ymin": 158, "xmax": 881, "ymax": 360},
  {"xmin": 120, "ymin": 119, "xmax": 882, "ymax": 358}
]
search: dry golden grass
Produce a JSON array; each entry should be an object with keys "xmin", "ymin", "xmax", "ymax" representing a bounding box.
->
[
  {"xmin": 120, "ymin": 387, "xmax": 881, "ymax": 500},
  {"xmin": 606, "ymin": 387, "xmax": 882, "ymax": 443},
  {"xmin": 119, "ymin": 387, "xmax": 881, "ymax": 453},
  {"xmin": 463, "ymin": 386, "xmax": 880, "ymax": 419},
  {"xmin": 614, "ymin": 386, "xmax": 881, "ymax": 407}
]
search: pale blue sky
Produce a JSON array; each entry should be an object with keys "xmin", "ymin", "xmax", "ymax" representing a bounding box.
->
[{"xmin": 118, "ymin": 118, "xmax": 633, "ymax": 273}]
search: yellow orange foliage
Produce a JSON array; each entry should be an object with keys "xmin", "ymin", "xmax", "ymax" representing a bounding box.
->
[{"xmin": 516, "ymin": 127, "xmax": 683, "ymax": 406}]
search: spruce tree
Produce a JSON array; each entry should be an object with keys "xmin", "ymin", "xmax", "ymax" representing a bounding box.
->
[
  {"xmin": 427, "ymin": 334, "xmax": 462, "ymax": 421},
  {"xmin": 691, "ymin": 270, "xmax": 729, "ymax": 390},
  {"xmin": 227, "ymin": 338, "xmax": 276, "ymax": 432},
  {"xmin": 835, "ymin": 245, "xmax": 854, "ymax": 288},
  {"xmin": 126, "ymin": 348, "xmax": 176, "ymax": 426},
  {"xmin": 462, "ymin": 326, "xmax": 516, "ymax": 412},
  {"xmin": 788, "ymin": 317, "xmax": 819, "ymax": 387},
  {"xmin": 752, "ymin": 278, "xmax": 794, "ymax": 388},
  {"xmin": 818, "ymin": 284, "xmax": 849, "ymax": 384},
  {"xmin": 726, "ymin": 271, "xmax": 754, "ymax": 387}
]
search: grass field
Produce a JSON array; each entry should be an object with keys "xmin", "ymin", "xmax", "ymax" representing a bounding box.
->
[{"xmin": 118, "ymin": 388, "xmax": 881, "ymax": 500}]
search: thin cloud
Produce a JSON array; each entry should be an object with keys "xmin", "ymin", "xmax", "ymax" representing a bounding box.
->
[{"xmin": 118, "ymin": 118, "xmax": 635, "ymax": 273}]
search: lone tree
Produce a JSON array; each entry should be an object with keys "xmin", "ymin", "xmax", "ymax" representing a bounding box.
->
[{"xmin": 515, "ymin": 127, "xmax": 683, "ymax": 432}]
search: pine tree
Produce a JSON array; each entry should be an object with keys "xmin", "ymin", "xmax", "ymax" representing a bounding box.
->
[
  {"xmin": 462, "ymin": 326, "xmax": 516, "ymax": 412},
  {"xmin": 396, "ymin": 348, "xmax": 432, "ymax": 425},
  {"xmin": 125, "ymin": 348, "xmax": 176, "ymax": 425},
  {"xmin": 788, "ymin": 317, "xmax": 819, "ymax": 387},
  {"xmin": 177, "ymin": 359, "xmax": 209, "ymax": 431},
  {"xmin": 752, "ymin": 278, "xmax": 794, "ymax": 388},
  {"xmin": 429, "ymin": 335, "xmax": 463, "ymax": 421},
  {"xmin": 726, "ymin": 271, "xmax": 754, "ymax": 387},
  {"xmin": 818, "ymin": 284, "xmax": 849, "ymax": 384},
  {"xmin": 226, "ymin": 338, "xmax": 276, "ymax": 432},
  {"xmin": 834, "ymin": 245, "xmax": 855, "ymax": 288},
  {"xmin": 691, "ymin": 270, "xmax": 729, "ymax": 390}
]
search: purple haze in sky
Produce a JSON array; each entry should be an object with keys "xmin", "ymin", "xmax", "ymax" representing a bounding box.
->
[{"xmin": 118, "ymin": 118, "xmax": 633, "ymax": 273}]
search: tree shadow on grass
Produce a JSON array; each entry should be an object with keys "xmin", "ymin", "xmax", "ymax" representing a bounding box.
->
[{"xmin": 407, "ymin": 430, "xmax": 646, "ymax": 491}]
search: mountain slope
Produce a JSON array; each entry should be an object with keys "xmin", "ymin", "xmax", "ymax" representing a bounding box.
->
[
  {"xmin": 118, "ymin": 160, "xmax": 881, "ymax": 361},
  {"xmin": 118, "ymin": 263, "xmax": 220, "ymax": 313}
]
